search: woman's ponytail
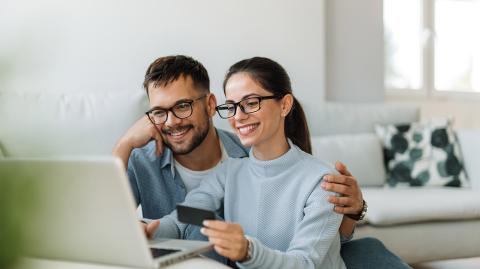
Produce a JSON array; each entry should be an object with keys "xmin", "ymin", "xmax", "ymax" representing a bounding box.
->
[{"xmin": 285, "ymin": 97, "xmax": 311, "ymax": 154}]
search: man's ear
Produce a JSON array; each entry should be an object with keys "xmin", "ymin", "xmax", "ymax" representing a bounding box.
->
[
  {"xmin": 206, "ymin": 93, "xmax": 217, "ymax": 117},
  {"xmin": 281, "ymin": 94, "xmax": 294, "ymax": 117}
]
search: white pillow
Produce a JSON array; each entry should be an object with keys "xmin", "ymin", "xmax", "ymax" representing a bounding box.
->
[
  {"xmin": 457, "ymin": 129, "xmax": 480, "ymax": 190},
  {"xmin": 311, "ymin": 133, "xmax": 386, "ymax": 186}
]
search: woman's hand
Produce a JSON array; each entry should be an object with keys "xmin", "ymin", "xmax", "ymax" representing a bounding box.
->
[
  {"xmin": 200, "ymin": 220, "xmax": 249, "ymax": 261},
  {"xmin": 143, "ymin": 219, "xmax": 160, "ymax": 240}
]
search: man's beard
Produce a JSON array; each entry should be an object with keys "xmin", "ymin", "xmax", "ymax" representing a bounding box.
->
[{"xmin": 161, "ymin": 121, "xmax": 210, "ymax": 155}]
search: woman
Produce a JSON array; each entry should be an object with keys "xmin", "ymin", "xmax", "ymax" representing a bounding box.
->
[{"xmin": 152, "ymin": 57, "xmax": 346, "ymax": 269}]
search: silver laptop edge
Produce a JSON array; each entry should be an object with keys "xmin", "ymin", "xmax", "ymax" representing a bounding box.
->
[{"xmin": 0, "ymin": 157, "xmax": 213, "ymax": 268}]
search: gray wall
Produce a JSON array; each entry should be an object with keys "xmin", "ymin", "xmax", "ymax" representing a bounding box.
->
[
  {"xmin": 0, "ymin": 0, "xmax": 326, "ymax": 132},
  {"xmin": 325, "ymin": 0, "xmax": 385, "ymax": 102}
]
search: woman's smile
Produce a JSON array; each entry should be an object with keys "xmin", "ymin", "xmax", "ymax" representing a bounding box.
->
[{"xmin": 236, "ymin": 123, "xmax": 260, "ymax": 136}]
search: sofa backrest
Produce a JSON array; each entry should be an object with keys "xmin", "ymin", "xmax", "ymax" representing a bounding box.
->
[
  {"xmin": 310, "ymin": 102, "xmax": 480, "ymax": 188},
  {"xmin": 312, "ymin": 133, "xmax": 387, "ymax": 186},
  {"xmin": 2, "ymin": 92, "xmax": 478, "ymax": 188},
  {"xmin": 309, "ymin": 102, "xmax": 420, "ymax": 136},
  {"xmin": 309, "ymin": 102, "xmax": 420, "ymax": 186},
  {"xmin": 0, "ymin": 91, "xmax": 148, "ymax": 157}
]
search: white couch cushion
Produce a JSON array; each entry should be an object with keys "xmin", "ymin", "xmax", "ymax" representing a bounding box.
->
[
  {"xmin": 312, "ymin": 102, "xmax": 419, "ymax": 136},
  {"xmin": 363, "ymin": 188, "xmax": 480, "ymax": 226},
  {"xmin": 0, "ymin": 91, "xmax": 148, "ymax": 157},
  {"xmin": 311, "ymin": 133, "xmax": 386, "ymax": 186},
  {"xmin": 457, "ymin": 129, "xmax": 480, "ymax": 190},
  {"xmin": 355, "ymin": 219, "xmax": 480, "ymax": 264}
]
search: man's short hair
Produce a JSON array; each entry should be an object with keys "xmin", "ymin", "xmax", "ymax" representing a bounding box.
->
[{"xmin": 143, "ymin": 55, "xmax": 210, "ymax": 94}]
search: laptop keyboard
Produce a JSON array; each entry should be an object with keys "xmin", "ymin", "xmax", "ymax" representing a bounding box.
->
[{"xmin": 150, "ymin": 248, "xmax": 181, "ymax": 258}]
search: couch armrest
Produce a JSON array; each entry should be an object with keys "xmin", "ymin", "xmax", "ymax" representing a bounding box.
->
[{"xmin": 457, "ymin": 129, "xmax": 480, "ymax": 189}]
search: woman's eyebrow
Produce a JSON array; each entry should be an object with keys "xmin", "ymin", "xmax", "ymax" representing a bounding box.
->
[{"xmin": 225, "ymin": 93, "xmax": 259, "ymax": 103}]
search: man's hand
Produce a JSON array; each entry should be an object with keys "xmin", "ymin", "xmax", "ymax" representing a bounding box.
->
[
  {"xmin": 322, "ymin": 161, "xmax": 363, "ymax": 215},
  {"xmin": 200, "ymin": 220, "xmax": 249, "ymax": 262},
  {"xmin": 142, "ymin": 219, "xmax": 161, "ymax": 240},
  {"xmin": 121, "ymin": 115, "xmax": 164, "ymax": 156},
  {"xmin": 112, "ymin": 116, "xmax": 164, "ymax": 169}
]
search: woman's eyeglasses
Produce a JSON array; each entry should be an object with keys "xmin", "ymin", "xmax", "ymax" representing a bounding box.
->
[{"xmin": 215, "ymin": 95, "xmax": 280, "ymax": 119}]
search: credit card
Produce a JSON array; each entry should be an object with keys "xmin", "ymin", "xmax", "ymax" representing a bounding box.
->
[{"xmin": 176, "ymin": 204, "xmax": 215, "ymax": 227}]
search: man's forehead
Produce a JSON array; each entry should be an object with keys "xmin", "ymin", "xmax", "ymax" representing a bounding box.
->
[{"xmin": 147, "ymin": 77, "xmax": 201, "ymax": 107}]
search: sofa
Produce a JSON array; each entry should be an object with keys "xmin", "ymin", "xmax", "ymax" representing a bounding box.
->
[
  {"xmin": 309, "ymin": 103, "xmax": 480, "ymax": 264},
  {"xmin": 1, "ymin": 90, "xmax": 479, "ymax": 265}
]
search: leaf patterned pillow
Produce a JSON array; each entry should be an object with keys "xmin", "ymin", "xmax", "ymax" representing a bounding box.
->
[{"xmin": 374, "ymin": 119, "xmax": 468, "ymax": 187}]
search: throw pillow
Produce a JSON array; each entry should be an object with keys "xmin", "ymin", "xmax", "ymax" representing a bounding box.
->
[{"xmin": 374, "ymin": 118, "xmax": 468, "ymax": 187}]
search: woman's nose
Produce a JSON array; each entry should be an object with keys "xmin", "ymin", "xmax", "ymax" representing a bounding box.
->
[{"xmin": 233, "ymin": 105, "xmax": 248, "ymax": 121}]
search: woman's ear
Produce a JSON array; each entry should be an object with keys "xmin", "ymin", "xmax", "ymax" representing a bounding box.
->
[
  {"xmin": 207, "ymin": 93, "xmax": 218, "ymax": 117},
  {"xmin": 280, "ymin": 94, "xmax": 294, "ymax": 117}
]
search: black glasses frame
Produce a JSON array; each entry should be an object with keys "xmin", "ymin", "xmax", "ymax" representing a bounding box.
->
[
  {"xmin": 145, "ymin": 94, "xmax": 207, "ymax": 125},
  {"xmin": 215, "ymin": 95, "xmax": 281, "ymax": 119}
]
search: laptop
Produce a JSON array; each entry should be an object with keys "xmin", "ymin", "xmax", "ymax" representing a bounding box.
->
[{"xmin": 0, "ymin": 158, "xmax": 213, "ymax": 268}]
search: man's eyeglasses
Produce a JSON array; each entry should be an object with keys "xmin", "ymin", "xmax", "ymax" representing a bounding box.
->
[
  {"xmin": 215, "ymin": 95, "xmax": 281, "ymax": 119},
  {"xmin": 146, "ymin": 94, "xmax": 207, "ymax": 125}
]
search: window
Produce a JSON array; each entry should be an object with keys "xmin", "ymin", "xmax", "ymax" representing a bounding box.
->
[{"xmin": 384, "ymin": 0, "xmax": 480, "ymax": 95}]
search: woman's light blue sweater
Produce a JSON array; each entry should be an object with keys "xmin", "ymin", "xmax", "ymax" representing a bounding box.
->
[{"xmin": 154, "ymin": 141, "xmax": 346, "ymax": 269}]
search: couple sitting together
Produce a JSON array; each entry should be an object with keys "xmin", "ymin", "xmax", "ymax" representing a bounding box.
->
[{"xmin": 113, "ymin": 55, "xmax": 411, "ymax": 269}]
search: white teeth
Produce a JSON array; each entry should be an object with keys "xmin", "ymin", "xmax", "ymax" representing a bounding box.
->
[
  {"xmin": 238, "ymin": 124, "xmax": 258, "ymax": 135},
  {"xmin": 170, "ymin": 129, "xmax": 188, "ymax": 137}
]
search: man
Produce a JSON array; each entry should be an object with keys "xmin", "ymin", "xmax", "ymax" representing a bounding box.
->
[{"xmin": 113, "ymin": 55, "xmax": 411, "ymax": 268}]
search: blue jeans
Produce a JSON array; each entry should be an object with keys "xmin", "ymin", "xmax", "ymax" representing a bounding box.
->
[{"xmin": 341, "ymin": 237, "xmax": 412, "ymax": 269}]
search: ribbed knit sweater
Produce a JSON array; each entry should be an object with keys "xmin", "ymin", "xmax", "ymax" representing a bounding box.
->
[{"xmin": 154, "ymin": 141, "xmax": 346, "ymax": 269}]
